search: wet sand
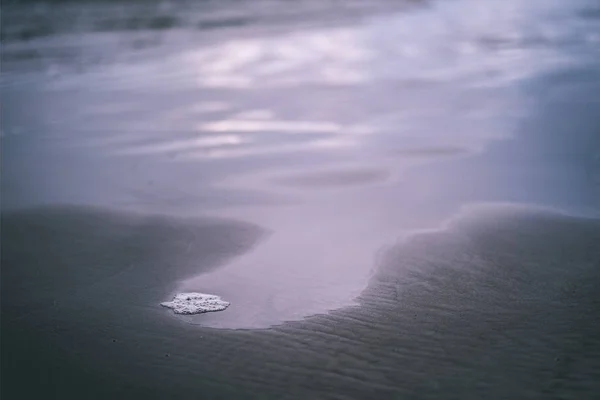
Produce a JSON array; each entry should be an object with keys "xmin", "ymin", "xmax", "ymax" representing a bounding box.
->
[{"xmin": 2, "ymin": 206, "xmax": 600, "ymax": 399}]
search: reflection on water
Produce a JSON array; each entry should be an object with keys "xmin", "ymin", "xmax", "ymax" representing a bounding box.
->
[
  {"xmin": 199, "ymin": 118, "xmax": 356, "ymax": 134},
  {"xmin": 114, "ymin": 134, "xmax": 249, "ymax": 156}
]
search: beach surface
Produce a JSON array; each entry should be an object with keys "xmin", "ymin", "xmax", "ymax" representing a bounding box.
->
[{"xmin": 2, "ymin": 0, "xmax": 600, "ymax": 398}]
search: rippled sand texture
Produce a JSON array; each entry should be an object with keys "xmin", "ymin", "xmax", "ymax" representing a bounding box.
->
[{"xmin": 2, "ymin": 206, "xmax": 600, "ymax": 399}]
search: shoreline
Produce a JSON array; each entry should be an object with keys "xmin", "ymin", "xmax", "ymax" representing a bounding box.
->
[
  {"xmin": 3, "ymin": 204, "xmax": 600, "ymax": 398},
  {"xmin": 2, "ymin": 0, "xmax": 600, "ymax": 397}
]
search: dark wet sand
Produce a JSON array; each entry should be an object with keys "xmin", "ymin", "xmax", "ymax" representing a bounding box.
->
[{"xmin": 2, "ymin": 206, "xmax": 600, "ymax": 399}]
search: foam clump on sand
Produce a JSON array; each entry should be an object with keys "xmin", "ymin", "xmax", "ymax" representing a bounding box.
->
[{"xmin": 161, "ymin": 293, "xmax": 230, "ymax": 315}]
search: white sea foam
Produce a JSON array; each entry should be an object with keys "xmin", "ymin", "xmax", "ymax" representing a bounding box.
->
[{"xmin": 161, "ymin": 292, "xmax": 230, "ymax": 315}]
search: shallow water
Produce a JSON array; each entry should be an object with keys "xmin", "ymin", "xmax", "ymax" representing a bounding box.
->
[{"xmin": 2, "ymin": 0, "xmax": 600, "ymax": 398}]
